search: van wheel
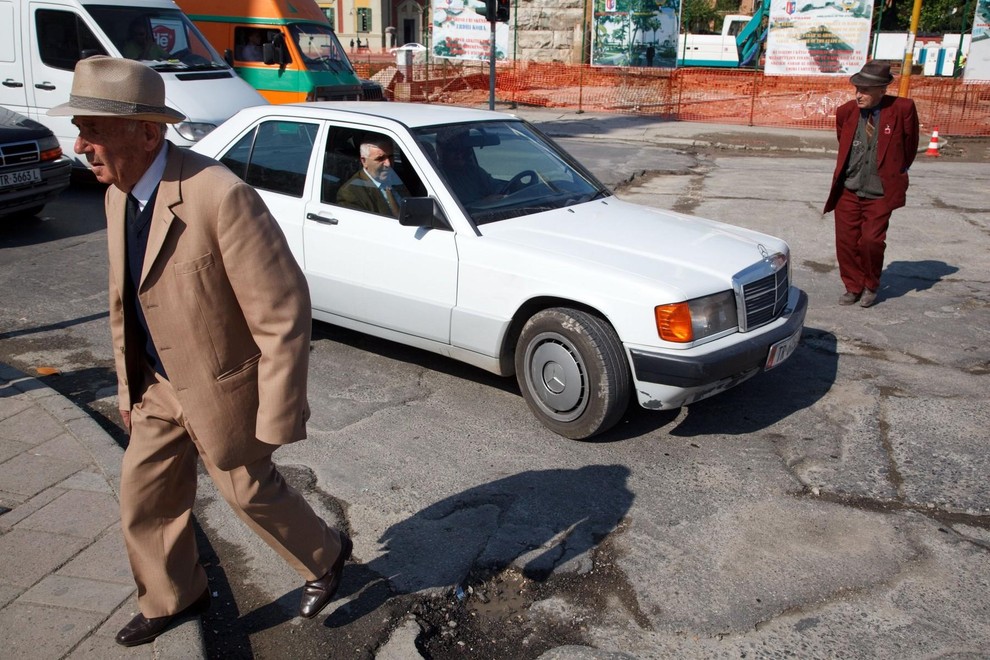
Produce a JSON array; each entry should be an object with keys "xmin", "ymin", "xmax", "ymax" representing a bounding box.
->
[{"xmin": 515, "ymin": 308, "xmax": 630, "ymax": 440}]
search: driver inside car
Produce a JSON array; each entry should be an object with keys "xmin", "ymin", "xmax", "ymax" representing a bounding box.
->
[
  {"xmin": 436, "ymin": 130, "xmax": 500, "ymax": 206},
  {"xmin": 122, "ymin": 17, "xmax": 170, "ymax": 61}
]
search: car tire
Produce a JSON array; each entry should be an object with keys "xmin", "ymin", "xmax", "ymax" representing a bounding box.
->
[{"xmin": 515, "ymin": 307, "xmax": 630, "ymax": 440}]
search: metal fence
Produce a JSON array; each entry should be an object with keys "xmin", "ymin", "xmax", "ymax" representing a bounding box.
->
[{"xmin": 353, "ymin": 58, "xmax": 990, "ymax": 136}]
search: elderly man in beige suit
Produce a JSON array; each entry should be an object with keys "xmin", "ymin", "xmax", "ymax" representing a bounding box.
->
[{"xmin": 50, "ymin": 56, "xmax": 351, "ymax": 647}]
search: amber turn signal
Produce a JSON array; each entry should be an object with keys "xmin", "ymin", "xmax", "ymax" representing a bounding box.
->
[{"xmin": 655, "ymin": 302, "xmax": 693, "ymax": 342}]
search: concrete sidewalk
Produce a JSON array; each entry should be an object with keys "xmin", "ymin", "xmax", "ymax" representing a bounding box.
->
[{"xmin": 0, "ymin": 363, "xmax": 204, "ymax": 659}]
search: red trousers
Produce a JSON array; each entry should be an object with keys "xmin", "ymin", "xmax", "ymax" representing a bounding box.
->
[{"xmin": 834, "ymin": 188, "xmax": 892, "ymax": 294}]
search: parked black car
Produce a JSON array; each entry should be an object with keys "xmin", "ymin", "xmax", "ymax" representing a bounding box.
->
[{"xmin": 0, "ymin": 107, "xmax": 72, "ymax": 219}]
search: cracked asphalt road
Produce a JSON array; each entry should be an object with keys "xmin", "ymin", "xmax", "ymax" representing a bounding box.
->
[{"xmin": 1, "ymin": 130, "xmax": 988, "ymax": 659}]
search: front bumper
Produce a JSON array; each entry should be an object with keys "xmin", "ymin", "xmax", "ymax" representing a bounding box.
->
[{"xmin": 628, "ymin": 287, "xmax": 808, "ymax": 409}]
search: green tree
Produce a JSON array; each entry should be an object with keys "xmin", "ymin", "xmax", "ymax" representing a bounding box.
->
[
  {"xmin": 682, "ymin": 0, "xmax": 718, "ymax": 32},
  {"xmin": 876, "ymin": 0, "xmax": 975, "ymax": 33}
]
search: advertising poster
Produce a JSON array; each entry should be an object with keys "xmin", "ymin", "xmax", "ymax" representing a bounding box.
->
[
  {"xmin": 431, "ymin": 0, "xmax": 509, "ymax": 61},
  {"xmin": 765, "ymin": 0, "xmax": 874, "ymax": 76},
  {"xmin": 965, "ymin": 0, "xmax": 990, "ymax": 81},
  {"xmin": 591, "ymin": 0, "xmax": 680, "ymax": 68}
]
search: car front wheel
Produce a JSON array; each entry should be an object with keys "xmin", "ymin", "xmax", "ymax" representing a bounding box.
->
[{"xmin": 515, "ymin": 308, "xmax": 630, "ymax": 439}]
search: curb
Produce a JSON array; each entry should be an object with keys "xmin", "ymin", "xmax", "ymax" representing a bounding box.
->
[{"xmin": 0, "ymin": 363, "xmax": 206, "ymax": 659}]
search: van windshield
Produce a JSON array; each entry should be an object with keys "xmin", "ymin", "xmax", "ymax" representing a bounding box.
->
[
  {"xmin": 289, "ymin": 23, "xmax": 354, "ymax": 74},
  {"xmin": 87, "ymin": 6, "xmax": 227, "ymax": 71}
]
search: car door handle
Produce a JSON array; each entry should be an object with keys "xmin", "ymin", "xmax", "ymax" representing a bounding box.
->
[
  {"xmin": 35, "ymin": 82, "xmax": 57, "ymax": 90},
  {"xmin": 3, "ymin": 79, "xmax": 24, "ymax": 88},
  {"xmin": 306, "ymin": 212, "xmax": 338, "ymax": 225}
]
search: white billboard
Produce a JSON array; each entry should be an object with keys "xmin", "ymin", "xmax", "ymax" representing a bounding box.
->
[
  {"xmin": 765, "ymin": 0, "xmax": 874, "ymax": 76},
  {"xmin": 431, "ymin": 0, "xmax": 509, "ymax": 61}
]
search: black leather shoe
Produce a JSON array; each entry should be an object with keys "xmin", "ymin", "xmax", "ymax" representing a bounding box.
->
[
  {"xmin": 115, "ymin": 588, "xmax": 211, "ymax": 647},
  {"xmin": 299, "ymin": 533, "xmax": 353, "ymax": 619}
]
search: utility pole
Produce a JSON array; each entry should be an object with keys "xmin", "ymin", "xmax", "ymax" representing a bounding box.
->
[
  {"xmin": 488, "ymin": 20, "xmax": 496, "ymax": 110},
  {"xmin": 898, "ymin": 0, "xmax": 923, "ymax": 97}
]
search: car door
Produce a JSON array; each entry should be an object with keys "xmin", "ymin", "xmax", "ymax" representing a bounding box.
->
[
  {"xmin": 302, "ymin": 122, "xmax": 458, "ymax": 345},
  {"xmin": 0, "ymin": 0, "xmax": 28, "ymax": 111},
  {"xmin": 217, "ymin": 116, "xmax": 322, "ymax": 266}
]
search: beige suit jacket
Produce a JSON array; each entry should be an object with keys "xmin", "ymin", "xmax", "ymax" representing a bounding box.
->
[{"xmin": 107, "ymin": 145, "xmax": 311, "ymax": 470}]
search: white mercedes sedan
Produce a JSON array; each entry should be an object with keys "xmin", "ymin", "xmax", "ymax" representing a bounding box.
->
[{"xmin": 193, "ymin": 102, "xmax": 807, "ymax": 439}]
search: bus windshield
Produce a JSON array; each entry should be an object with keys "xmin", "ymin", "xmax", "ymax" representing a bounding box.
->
[{"xmin": 290, "ymin": 23, "xmax": 354, "ymax": 73}]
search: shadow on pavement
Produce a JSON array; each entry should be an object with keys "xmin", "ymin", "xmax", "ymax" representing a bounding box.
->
[
  {"xmin": 881, "ymin": 260, "xmax": 959, "ymax": 302},
  {"xmin": 321, "ymin": 464, "xmax": 634, "ymax": 629}
]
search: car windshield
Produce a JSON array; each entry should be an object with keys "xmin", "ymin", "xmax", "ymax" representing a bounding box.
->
[
  {"xmin": 87, "ymin": 6, "xmax": 227, "ymax": 71},
  {"xmin": 414, "ymin": 121, "xmax": 609, "ymax": 224},
  {"xmin": 290, "ymin": 23, "xmax": 354, "ymax": 73}
]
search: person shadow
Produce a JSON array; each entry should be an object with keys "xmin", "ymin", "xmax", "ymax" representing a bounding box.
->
[
  {"xmin": 320, "ymin": 464, "xmax": 634, "ymax": 628},
  {"xmin": 879, "ymin": 260, "xmax": 958, "ymax": 301}
]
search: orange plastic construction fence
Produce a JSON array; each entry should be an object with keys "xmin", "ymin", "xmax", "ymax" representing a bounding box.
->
[{"xmin": 355, "ymin": 59, "xmax": 990, "ymax": 137}]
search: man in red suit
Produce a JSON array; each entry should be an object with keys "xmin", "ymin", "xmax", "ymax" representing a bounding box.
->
[{"xmin": 823, "ymin": 61, "xmax": 919, "ymax": 308}]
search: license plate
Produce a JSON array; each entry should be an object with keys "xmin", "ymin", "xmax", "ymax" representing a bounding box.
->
[
  {"xmin": 0, "ymin": 168, "xmax": 41, "ymax": 189},
  {"xmin": 766, "ymin": 328, "xmax": 802, "ymax": 370}
]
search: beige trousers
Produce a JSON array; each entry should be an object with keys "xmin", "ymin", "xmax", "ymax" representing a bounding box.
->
[{"xmin": 120, "ymin": 369, "xmax": 339, "ymax": 617}]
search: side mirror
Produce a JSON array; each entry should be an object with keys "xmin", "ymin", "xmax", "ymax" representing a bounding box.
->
[
  {"xmin": 399, "ymin": 197, "xmax": 449, "ymax": 230},
  {"xmin": 262, "ymin": 42, "xmax": 275, "ymax": 66},
  {"xmin": 223, "ymin": 48, "xmax": 234, "ymax": 67}
]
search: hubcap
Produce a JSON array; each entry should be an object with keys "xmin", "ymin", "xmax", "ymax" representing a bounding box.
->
[{"xmin": 527, "ymin": 335, "xmax": 587, "ymax": 420}]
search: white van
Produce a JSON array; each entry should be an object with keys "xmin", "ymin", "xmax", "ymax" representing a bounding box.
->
[{"xmin": 0, "ymin": 0, "xmax": 266, "ymax": 168}]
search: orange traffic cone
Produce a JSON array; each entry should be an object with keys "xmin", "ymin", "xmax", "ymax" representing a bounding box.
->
[{"xmin": 925, "ymin": 127, "xmax": 940, "ymax": 157}]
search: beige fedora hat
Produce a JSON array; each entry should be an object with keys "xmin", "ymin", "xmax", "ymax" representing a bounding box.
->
[{"xmin": 48, "ymin": 55, "xmax": 185, "ymax": 123}]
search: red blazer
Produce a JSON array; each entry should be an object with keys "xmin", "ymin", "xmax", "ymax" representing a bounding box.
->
[{"xmin": 823, "ymin": 95, "xmax": 920, "ymax": 214}]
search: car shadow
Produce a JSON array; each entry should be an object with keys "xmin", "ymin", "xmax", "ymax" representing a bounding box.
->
[
  {"xmin": 317, "ymin": 464, "xmax": 634, "ymax": 629},
  {"xmin": 0, "ymin": 177, "xmax": 107, "ymax": 248},
  {"xmin": 313, "ymin": 321, "xmax": 839, "ymax": 441},
  {"xmin": 311, "ymin": 320, "xmax": 519, "ymax": 396},
  {"xmin": 663, "ymin": 327, "xmax": 838, "ymax": 437}
]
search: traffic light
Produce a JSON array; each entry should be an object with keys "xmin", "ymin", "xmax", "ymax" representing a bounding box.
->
[
  {"xmin": 471, "ymin": 0, "xmax": 509, "ymax": 22},
  {"xmin": 470, "ymin": 0, "xmax": 496, "ymax": 21},
  {"xmin": 495, "ymin": 0, "xmax": 510, "ymax": 22}
]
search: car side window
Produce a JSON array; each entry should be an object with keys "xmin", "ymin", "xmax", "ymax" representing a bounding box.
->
[
  {"xmin": 321, "ymin": 126, "xmax": 426, "ymax": 218},
  {"xmin": 235, "ymin": 27, "xmax": 267, "ymax": 62},
  {"xmin": 221, "ymin": 121, "xmax": 318, "ymax": 197},
  {"xmin": 36, "ymin": 10, "xmax": 107, "ymax": 70}
]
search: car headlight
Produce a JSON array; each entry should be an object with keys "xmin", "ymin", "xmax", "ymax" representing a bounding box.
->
[
  {"xmin": 655, "ymin": 290, "xmax": 737, "ymax": 343},
  {"xmin": 173, "ymin": 122, "xmax": 217, "ymax": 142}
]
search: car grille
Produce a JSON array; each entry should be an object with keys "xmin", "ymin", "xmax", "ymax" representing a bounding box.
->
[
  {"xmin": 0, "ymin": 141, "xmax": 40, "ymax": 167},
  {"xmin": 733, "ymin": 253, "xmax": 789, "ymax": 332}
]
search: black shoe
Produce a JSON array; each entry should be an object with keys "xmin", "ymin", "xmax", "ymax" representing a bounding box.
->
[
  {"xmin": 115, "ymin": 588, "xmax": 211, "ymax": 647},
  {"xmin": 299, "ymin": 533, "xmax": 353, "ymax": 619}
]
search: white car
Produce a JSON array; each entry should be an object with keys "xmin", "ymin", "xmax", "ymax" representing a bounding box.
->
[{"xmin": 192, "ymin": 103, "xmax": 808, "ymax": 439}]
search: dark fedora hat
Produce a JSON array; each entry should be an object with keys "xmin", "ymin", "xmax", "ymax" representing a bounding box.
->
[{"xmin": 850, "ymin": 60, "xmax": 894, "ymax": 87}]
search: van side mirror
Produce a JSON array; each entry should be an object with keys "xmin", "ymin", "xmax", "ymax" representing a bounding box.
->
[
  {"xmin": 262, "ymin": 43, "xmax": 275, "ymax": 66},
  {"xmin": 399, "ymin": 197, "xmax": 449, "ymax": 230},
  {"xmin": 223, "ymin": 48, "xmax": 234, "ymax": 67}
]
